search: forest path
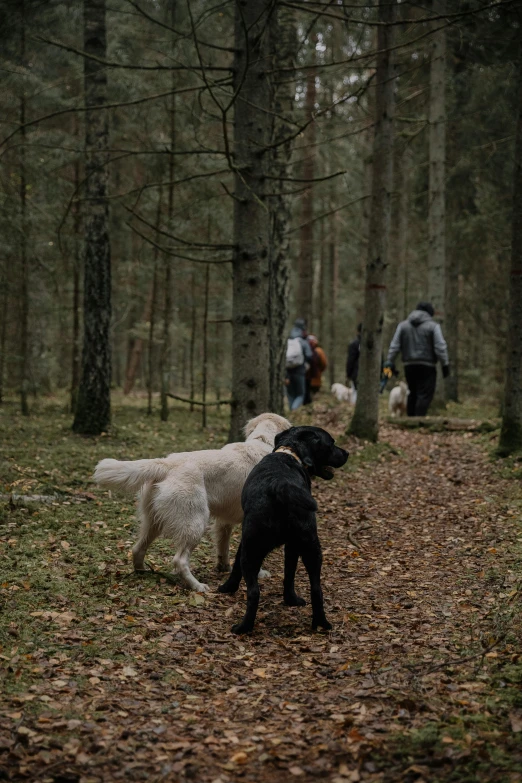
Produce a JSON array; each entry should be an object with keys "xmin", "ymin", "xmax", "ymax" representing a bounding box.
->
[{"xmin": 1, "ymin": 414, "xmax": 521, "ymax": 783}]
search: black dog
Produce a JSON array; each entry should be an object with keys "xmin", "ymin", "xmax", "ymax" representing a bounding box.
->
[{"xmin": 218, "ymin": 426, "xmax": 348, "ymax": 634}]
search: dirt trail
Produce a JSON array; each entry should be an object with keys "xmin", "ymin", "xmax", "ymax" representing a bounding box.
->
[{"xmin": 1, "ymin": 423, "xmax": 521, "ymax": 783}]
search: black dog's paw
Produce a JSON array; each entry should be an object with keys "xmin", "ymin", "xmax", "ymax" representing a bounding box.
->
[
  {"xmin": 284, "ymin": 593, "xmax": 306, "ymax": 607},
  {"xmin": 231, "ymin": 622, "xmax": 254, "ymax": 635},
  {"xmin": 218, "ymin": 580, "xmax": 239, "ymax": 594},
  {"xmin": 312, "ymin": 616, "xmax": 332, "ymax": 632}
]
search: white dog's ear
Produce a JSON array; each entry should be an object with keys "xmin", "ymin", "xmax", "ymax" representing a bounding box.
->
[{"xmin": 243, "ymin": 418, "xmax": 257, "ymax": 438}]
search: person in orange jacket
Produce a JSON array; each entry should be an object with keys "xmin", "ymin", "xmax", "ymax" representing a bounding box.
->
[{"xmin": 304, "ymin": 335, "xmax": 328, "ymax": 404}]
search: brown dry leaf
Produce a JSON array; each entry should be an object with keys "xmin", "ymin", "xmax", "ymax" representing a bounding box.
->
[{"xmin": 230, "ymin": 751, "xmax": 248, "ymax": 764}]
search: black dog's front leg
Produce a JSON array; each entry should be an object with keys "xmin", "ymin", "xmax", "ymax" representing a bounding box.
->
[
  {"xmin": 301, "ymin": 538, "xmax": 332, "ymax": 631},
  {"xmin": 283, "ymin": 543, "xmax": 306, "ymax": 606},
  {"xmin": 218, "ymin": 543, "xmax": 242, "ymax": 594}
]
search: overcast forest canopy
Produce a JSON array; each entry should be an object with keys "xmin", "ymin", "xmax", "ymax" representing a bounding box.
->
[{"xmin": 0, "ymin": 0, "xmax": 521, "ymax": 445}]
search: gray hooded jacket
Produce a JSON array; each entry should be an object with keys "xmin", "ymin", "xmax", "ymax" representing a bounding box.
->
[{"xmin": 387, "ymin": 310, "xmax": 449, "ymax": 368}]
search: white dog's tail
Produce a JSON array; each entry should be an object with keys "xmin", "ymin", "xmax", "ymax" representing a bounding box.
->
[{"xmin": 93, "ymin": 457, "xmax": 171, "ymax": 492}]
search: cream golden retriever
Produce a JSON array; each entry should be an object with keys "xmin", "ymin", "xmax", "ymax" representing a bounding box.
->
[{"xmin": 93, "ymin": 413, "xmax": 291, "ymax": 592}]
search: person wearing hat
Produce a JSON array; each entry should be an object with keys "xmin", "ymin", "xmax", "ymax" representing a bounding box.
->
[
  {"xmin": 304, "ymin": 335, "xmax": 328, "ymax": 404},
  {"xmin": 384, "ymin": 302, "xmax": 450, "ymax": 417}
]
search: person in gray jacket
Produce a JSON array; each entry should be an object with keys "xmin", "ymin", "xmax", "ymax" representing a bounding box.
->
[
  {"xmin": 285, "ymin": 318, "xmax": 313, "ymax": 410},
  {"xmin": 384, "ymin": 302, "xmax": 450, "ymax": 417}
]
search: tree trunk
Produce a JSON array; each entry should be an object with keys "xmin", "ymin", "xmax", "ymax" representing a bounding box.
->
[
  {"xmin": 19, "ymin": 0, "xmax": 30, "ymax": 416},
  {"xmin": 202, "ymin": 264, "xmax": 210, "ymax": 428},
  {"xmin": 160, "ymin": 5, "xmax": 177, "ymax": 422},
  {"xmin": 228, "ymin": 0, "xmax": 272, "ymax": 440},
  {"xmin": 123, "ymin": 283, "xmax": 154, "ymax": 395},
  {"xmin": 349, "ymin": 0, "xmax": 396, "ymax": 442},
  {"xmin": 445, "ymin": 251, "xmax": 459, "ymax": 401},
  {"xmin": 296, "ymin": 46, "xmax": 317, "ymax": 328},
  {"xmin": 189, "ymin": 271, "xmax": 196, "ymax": 413},
  {"xmin": 70, "ymin": 151, "xmax": 81, "ymax": 414},
  {"xmin": 72, "ymin": 0, "xmax": 111, "ymax": 435},
  {"xmin": 147, "ymin": 190, "xmax": 162, "ymax": 416},
  {"xmin": 0, "ymin": 275, "xmax": 7, "ymax": 404},
  {"xmin": 268, "ymin": 2, "xmax": 296, "ymax": 415},
  {"xmin": 328, "ymin": 206, "xmax": 339, "ymax": 387},
  {"xmin": 499, "ymin": 53, "xmax": 522, "ymax": 456},
  {"xmin": 428, "ymin": 0, "xmax": 447, "ymax": 406}
]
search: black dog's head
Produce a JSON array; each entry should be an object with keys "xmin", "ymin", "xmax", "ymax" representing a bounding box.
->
[{"xmin": 274, "ymin": 426, "xmax": 348, "ymax": 480}]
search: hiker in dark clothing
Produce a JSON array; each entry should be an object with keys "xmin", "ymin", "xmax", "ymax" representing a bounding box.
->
[
  {"xmin": 346, "ymin": 323, "xmax": 362, "ymax": 389},
  {"xmin": 286, "ymin": 318, "xmax": 313, "ymax": 411},
  {"xmin": 384, "ymin": 302, "xmax": 450, "ymax": 417}
]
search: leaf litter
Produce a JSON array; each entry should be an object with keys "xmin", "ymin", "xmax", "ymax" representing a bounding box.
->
[{"xmin": 0, "ymin": 401, "xmax": 521, "ymax": 782}]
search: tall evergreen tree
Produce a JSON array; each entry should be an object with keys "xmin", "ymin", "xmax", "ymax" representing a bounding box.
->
[
  {"xmin": 228, "ymin": 0, "xmax": 272, "ymax": 440},
  {"xmin": 349, "ymin": 0, "xmax": 396, "ymax": 442},
  {"xmin": 499, "ymin": 49, "xmax": 522, "ymax": 456},
  {"xmin": 72, "ymin": 0, "xmax": 111, "ymax": 435}
]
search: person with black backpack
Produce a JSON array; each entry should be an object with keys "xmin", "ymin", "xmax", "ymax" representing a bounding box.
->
[{"xmin": 285, "ymin": 318, "xmax": 313, "ymax": 410}]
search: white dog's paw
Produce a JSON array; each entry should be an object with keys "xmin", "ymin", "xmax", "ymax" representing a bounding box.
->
[
  {"xmin": 258, "ymin": 569, "xmax": 271, "ymax": 579},
  {"xmin": 194, "ymin": 582, "xmax": 210, "ymax": 593}
]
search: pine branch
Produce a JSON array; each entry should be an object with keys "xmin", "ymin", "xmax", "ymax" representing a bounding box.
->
[
  {"xmin": 33, "ymin": 35, "xmax": 233, "ymax": 71},
  {"xmin": 126, "ymin": 222, "xmax": 233, "ymax": 264}
]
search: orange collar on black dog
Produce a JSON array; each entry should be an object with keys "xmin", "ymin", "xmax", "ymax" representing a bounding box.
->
[{"xmin": 274, "ymin": 446, "xmax": 303, "ymax": 466}]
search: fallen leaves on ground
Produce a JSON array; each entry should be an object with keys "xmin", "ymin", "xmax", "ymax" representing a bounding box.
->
[{"xmin": 1, "ymin": 403, "xmax": 521, "ymax": 782}]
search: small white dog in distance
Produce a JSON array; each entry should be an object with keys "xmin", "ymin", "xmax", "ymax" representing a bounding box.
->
[
  {"xmin": 331, "ymin": 382, "xmax": 356, "ymax": 404},
  {"xmin": 389, "ymin": 381, "xmax": 409, "ymax": 417},
  {"xmin": 93, "ymin": 412, "xmax": 291, "ymax": 592}
]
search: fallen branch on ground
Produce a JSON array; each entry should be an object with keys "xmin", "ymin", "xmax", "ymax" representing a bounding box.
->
[
  {"xmin": 167, "ymin": 393, "xmax": 232, "ymax": 406},
  {"xmin": 387, "ymin": 416, "xmax": 499, "ymax": 433},
  {"xmin": 347, "ymin": 522, "xmax": 372, "ymax": 550}
]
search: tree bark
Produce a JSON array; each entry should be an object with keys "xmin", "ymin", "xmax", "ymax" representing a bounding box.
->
[
  {"xmin": 123, "ymin": 283, "xmax": 154, "ymax": 395},
  {"xmin": 328, "ymin": 204, "xmax": 339, "ymax": 387},
  {"xmin": 147, "ymin": 190, "xmax": 162, "ymax": 416},
  {"xmin": 0, "ymin": 274, "xmax": 7, "ymax": 404},
  {"xmin": 296, "ymin": 45, "xmax": 317, "ymax": 328},
  {"xmin": 160, "ymin": 4, "xmax": 177, "ymax": 422},
  {"xmin": 73, "ymin": 0, "xmax": 111, "ymax": 435},
  {"xmin": 70, "ymin": 152, "xmax": 82, "ymax": 414},
  {"xmin": 189, "ymin": 271, "xmax": 196, "ymax": 413},
  {"xmin": 19, "ymin": 0, "xmax": 30, "ymax": 416},
  {"xmin": 202, "ymin": 263, "xmax": 210, "ymax": 428},
  {"xmin": 268, "ymin": 2, "xmax": 296, "ymax": 415},
  {"xmin": 428, "ymin": 0, "xmax": 447, "ymax": 405},
  {"xmin": 499, "ymin": 52, "xmax": 522, "ymax": 455},
  {"xmin": 349, "ymin": 0, "xmax": 396, "ymax": 442},
  {"xmin": 228, "ymin": 0, "xmax": 272, "ymax": 441}
]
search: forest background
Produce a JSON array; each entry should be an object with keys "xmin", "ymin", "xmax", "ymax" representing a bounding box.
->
[{"xmin": 0, "ymin": 0, "xmax": 521, "ymax": 444}]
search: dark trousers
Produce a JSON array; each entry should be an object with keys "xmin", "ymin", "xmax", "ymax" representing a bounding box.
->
[{"xmin": 404, "ymin": 365, "xmax": 437, "ymax": 417}]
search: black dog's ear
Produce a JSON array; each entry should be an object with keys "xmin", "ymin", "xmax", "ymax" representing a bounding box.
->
[{"xmin": 274, "ymin": 427, "xmax": 296, "ymax": 449}]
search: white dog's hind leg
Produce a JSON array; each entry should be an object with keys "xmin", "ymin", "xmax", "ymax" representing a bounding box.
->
[
  {"xmin": 172, "ymin": 548, "xmax": 209, "ymax": 592},
  {"xmin": 258, "ymin": 568, "xmax": 271, "ymax": 579},
  {"xmin": 132, "ymin": 486, "xmax": 160, "ymax": 570},
  {"xmin": 214, "ymin": 521, "xmax": 233, "ymax": 572}
]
